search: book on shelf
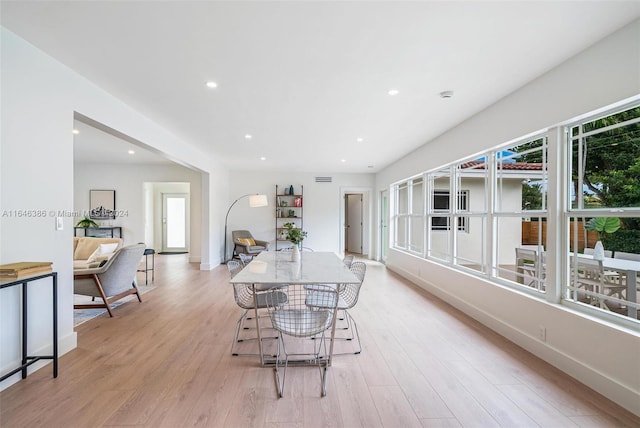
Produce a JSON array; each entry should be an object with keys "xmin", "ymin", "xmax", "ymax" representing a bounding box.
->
[{"xmin": 0, "ymin": 261, "xmax": 53, "ymax": 279}]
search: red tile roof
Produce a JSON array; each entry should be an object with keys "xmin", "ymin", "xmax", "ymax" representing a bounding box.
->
[{"xmin": 459, "ymin": 161, "xmax": 544, "ymax": 170}]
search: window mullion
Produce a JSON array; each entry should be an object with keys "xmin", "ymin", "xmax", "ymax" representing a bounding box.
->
[
  {"xmin": 488, "ymin": 151, "xmax": 496, "ymax": 278},
  {"xmin": 450, "ymin": 165, "xmax": 458, "ymax": 263},
  {"xmin": 546, "ymin": 127, "xmax": 561, "ymax": 303}
]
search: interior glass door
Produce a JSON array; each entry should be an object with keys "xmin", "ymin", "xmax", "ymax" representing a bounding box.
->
[{"xmin": 162, "ymin": 193, "xmax": 188, "ymax": 253}]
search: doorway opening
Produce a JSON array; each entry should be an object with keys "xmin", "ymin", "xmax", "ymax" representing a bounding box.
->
[
  {"xmin": 143, "ymin": 183, "xmax": 190, "ymax": 254},
  {"xmin": 339, "ymin": 187, "xmax": 372, "ymax": 258},
  {"xmin": 345, "ymin": 193, "xmax": 363, "ymax": 254}
]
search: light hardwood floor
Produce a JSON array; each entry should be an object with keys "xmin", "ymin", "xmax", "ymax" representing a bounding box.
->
[{"xmin": 1, "ymin": 253, "xmax": 638, "ymax": 427}]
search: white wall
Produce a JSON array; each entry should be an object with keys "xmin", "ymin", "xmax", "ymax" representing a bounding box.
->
[
  {"xmin": 0, "ymin": 27, "xmax": 226, "ymax": 391},
  {"xmin": 376, "ymin": 20, "xmax": 640, "ymax": 415},
  {"xmin": 74, "ymin": 164, "xmax": 201, "ymax": 261},
  {"xmin": 226, "ymin": 172, "xmax": 375, "ymax": 260}
]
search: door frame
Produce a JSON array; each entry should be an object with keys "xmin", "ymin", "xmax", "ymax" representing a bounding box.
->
[
  {"xmin": 339, "ymin": 186, "xmax": 372, "ymax": 257},
  {"xmin": 162, "ymin": 192, "xmax": 190, "ymax": 253},
  {"xmin": 345, "ymin": 193, "xmax": 363, "ymax": 254}
]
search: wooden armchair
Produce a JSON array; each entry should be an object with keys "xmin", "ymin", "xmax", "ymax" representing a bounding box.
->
[{"xmin": 74, "ymin": 244, "xmax": 146, "ymax": 317}]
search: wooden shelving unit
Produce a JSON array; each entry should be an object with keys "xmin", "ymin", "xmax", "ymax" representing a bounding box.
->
[{"xmin": 275, "ymin": 185, "xmax": 303, "ymax": 251}]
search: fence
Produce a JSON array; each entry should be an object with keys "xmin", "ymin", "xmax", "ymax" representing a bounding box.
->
[{"xmin": 522, "ymin": 220, "xmax": 597, "ymax": 251}]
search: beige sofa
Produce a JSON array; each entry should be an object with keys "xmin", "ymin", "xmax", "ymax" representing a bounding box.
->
[{"xmin": 73, "ymin": 237, "xmax": 123, "ymax": 270}]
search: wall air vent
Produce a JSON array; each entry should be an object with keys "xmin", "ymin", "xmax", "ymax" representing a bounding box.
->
[{"xmin": 315, "ymin": 176, "xmax": 332, "ymax": 183}]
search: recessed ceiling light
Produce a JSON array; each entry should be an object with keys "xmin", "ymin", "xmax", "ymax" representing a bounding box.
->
[
  {"xmin": 205, "ymin": 81, "xmax": 218, "ymax": 89},
  {"xmin": 440, "ymin": 90, "xmax": 454, "ymax": 99},
  {"xmin": 245, "ymin": 134, "xmax": 252, "ymax": 139},
  {"xmin": 341, "ymin": 159, "xmax": 346, "ymax": 163},
  {"xmin": 260, "ymin": 157, "xmax": 266, "ymax": 161},
  {"xmin": 72, "ymin": 129, "xmax": 79, "ymax": 134},
  {"xmin": 388, "ymin": 89, "xmax": 399, "ymax": 96},
  {"xmin": 356, "ymin": 137, "xmax": 364, "ymax": 142},
  {"xmin": 128, "ymin": 150, "xmax": 135, "ymax": 155}
]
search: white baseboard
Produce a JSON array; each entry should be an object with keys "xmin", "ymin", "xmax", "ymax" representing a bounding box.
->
[
  {"xmin": 0, "ymin": 331, "xmax": 77, "ymax": 392},
  {"xmin": 388, "ymin": 262, "xmax": 640, "ymax": 417}
]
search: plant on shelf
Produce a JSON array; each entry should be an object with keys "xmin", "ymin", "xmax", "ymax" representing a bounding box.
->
[
  {"xmin": 283, "ymin": 222, "xmax": 307, "ymax": 246},
  {"xmin": 75, "ymin": 215, "xmax": 99, "ymax": 228}
]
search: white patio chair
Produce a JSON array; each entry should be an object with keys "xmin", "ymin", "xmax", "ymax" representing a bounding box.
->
[
  {"xmin": 515, "ymin": 247, "xmax": 540, "ymax": 287},
  {"xmin": 571, "ymin": 256, "xmax": 625, "ymax": 310}
]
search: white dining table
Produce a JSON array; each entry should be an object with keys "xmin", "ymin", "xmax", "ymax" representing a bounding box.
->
[
  {"xmin": 576, "ymin": 254, "xmax": 639, "ymax": 318},
  {"xmin": 229, "ymin": 251, "xmax": 361, "ymax": 365}
]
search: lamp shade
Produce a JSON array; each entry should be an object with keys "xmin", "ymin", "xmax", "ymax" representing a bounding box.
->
[{"xmin": 249, "ymin": 194, "xmax": 268, "ymax": 208}]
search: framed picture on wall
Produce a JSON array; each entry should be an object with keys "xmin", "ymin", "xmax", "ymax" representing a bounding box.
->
[{"xmin": 89, "ymin": 189, "xmax": 115, "ymax": 219}]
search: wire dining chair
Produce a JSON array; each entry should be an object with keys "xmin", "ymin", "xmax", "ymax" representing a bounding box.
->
[
  {"xmin": 238, "ymin": 253, "xmax": 253, "ymax": 267},
  {"xmin": 264, "ymin": 283, "xmax": 340, "ymax": 398},
  {"xmin": 305, "ymin": 261, "xmax": 367, "ymax": 355},
  {"xmin": 342, "ymin": 254, "xmax": 354, "ymax": 268},
  {"xmin": 333, "ymin": 261, "xmax": 366, "ymax": 354},
  {"xmin": 228, "ymin": 260, "xmax": 285, "ymax": 356}
]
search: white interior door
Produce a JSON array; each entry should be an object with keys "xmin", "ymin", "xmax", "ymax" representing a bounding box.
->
[
  {"xmin": 162, "ymin": 193, "xmax": 188, "ymax": 253},
  {"xmin": 346, "ymin": 194, "xmax": 363, "ymax": 254}
]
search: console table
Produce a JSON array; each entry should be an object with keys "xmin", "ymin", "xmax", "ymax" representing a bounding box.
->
[
  {"xmin": 74, "ymin": 226, "xmax": 122, "ymax": 238},
  {"xmin": 0, "ymin": 272, "xmax": 58, "ymax": 383}
]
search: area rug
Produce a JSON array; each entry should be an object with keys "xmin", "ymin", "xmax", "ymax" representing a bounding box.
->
[{"xmin": 74, "ymin": 284, "xmax": 156, "ymax": 326}]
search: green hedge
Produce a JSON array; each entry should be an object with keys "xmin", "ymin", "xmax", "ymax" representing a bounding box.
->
[{"xmin": 602, "ymin": 230, "xmax": 640, "ymax": 254}]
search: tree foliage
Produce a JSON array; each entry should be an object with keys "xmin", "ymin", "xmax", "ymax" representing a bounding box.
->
[{"xmin": 575, "ymin": 107, "xmax": 640, "ymax": 209}]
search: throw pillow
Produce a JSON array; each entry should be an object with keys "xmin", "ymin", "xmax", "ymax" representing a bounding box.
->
[
  {"xmin": 238, "ymin": 238, "xmax": 256, "ymax": 246},
  {"xmin": 87, "ymin": 243, "xmax": 119, "ymax": 262}
]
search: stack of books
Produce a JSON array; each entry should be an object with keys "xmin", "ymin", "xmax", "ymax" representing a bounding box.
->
[{"xmin": 0, "ymin": 262, "xmax": 53, "ymax": 279}]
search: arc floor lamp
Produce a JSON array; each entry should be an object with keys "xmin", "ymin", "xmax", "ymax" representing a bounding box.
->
[{"xmin": 223, "ymin": 193, "xmax": 268, "ymax": 263}]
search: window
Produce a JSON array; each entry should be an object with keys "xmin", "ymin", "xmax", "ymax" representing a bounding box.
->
[
  {"xmin": 393, "ymin": 182, "xmax": 409, "ymax": 249},
  {"xmin": 392, "ymin": 176, "xmax": 424, "ymax": 254},
  {"xmin": 494, "ymin": 136, "xmax": 548, "ymax": 292},
  {"xmin": 409, "ymin": 177, "xmax": 424, "ymax": 253},
  {"xmin": 565, "ymin": 104, "xmax": 640, "ymax": 318},
  {"xmin": 431, "ymin": 190, "xmax": 469, "ymax": 231},
  {"xmin": 389, "ymin": 97, "xmax": 640, "ymax": 326}
]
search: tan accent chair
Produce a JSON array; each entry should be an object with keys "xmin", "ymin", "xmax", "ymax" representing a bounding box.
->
[
  {"xmin": 232, "ymin": 230, "xmax": 269, "ymax": 258},
  {"xmin": 74, "ymin": 244, "xmax": 145, "ymax": 317}
]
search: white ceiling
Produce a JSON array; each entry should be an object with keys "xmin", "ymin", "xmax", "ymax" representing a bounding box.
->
[
  {"xmin": 73, "ymin": 120, "xmax": 172, "ymax": 165},
  {"xmin": 3, "ymin": 1, "xmax": 640, "ymax": 172}
]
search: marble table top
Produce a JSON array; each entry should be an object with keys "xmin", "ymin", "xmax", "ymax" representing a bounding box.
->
[{"xmin": 229, "ymin": 251, "xmax": 360, "ymax": 285}]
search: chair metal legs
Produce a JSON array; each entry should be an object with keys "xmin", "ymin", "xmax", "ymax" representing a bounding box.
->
[
  {"xmin": 273, "ymin": 329, "xmax": 331, "ymax": 398},
  {"xmin": 313, "ymin": 309, "xmax": 361, "ymax": 355},
  {"xmin": 340, "ymin": 310, "xmax": 362, "ymax": 354},
  {"xmin": 230, "ymin": 309, "xmax": 278, "ymax": 357}
]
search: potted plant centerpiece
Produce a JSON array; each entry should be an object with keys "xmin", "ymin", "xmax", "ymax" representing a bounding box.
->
[
  {"xmin": 586, "ymin": 217, "xmax": 620, "ymax": 260},
  {"xmin": 283, "ymin": 222, "xmax": 307, "ymax": 262}
]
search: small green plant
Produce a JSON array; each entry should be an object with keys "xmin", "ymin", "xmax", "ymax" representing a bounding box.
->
[
  {"xmin": 283, "ymin": 222, "xmax": 307, "ymax": 245},
  {"xmin": 76, "ymin": 215, "xmax": 99, "ymax": 228},
  {"xmin": 586, "ymin": 217, "xmax": 620, "ymax": 240}
]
